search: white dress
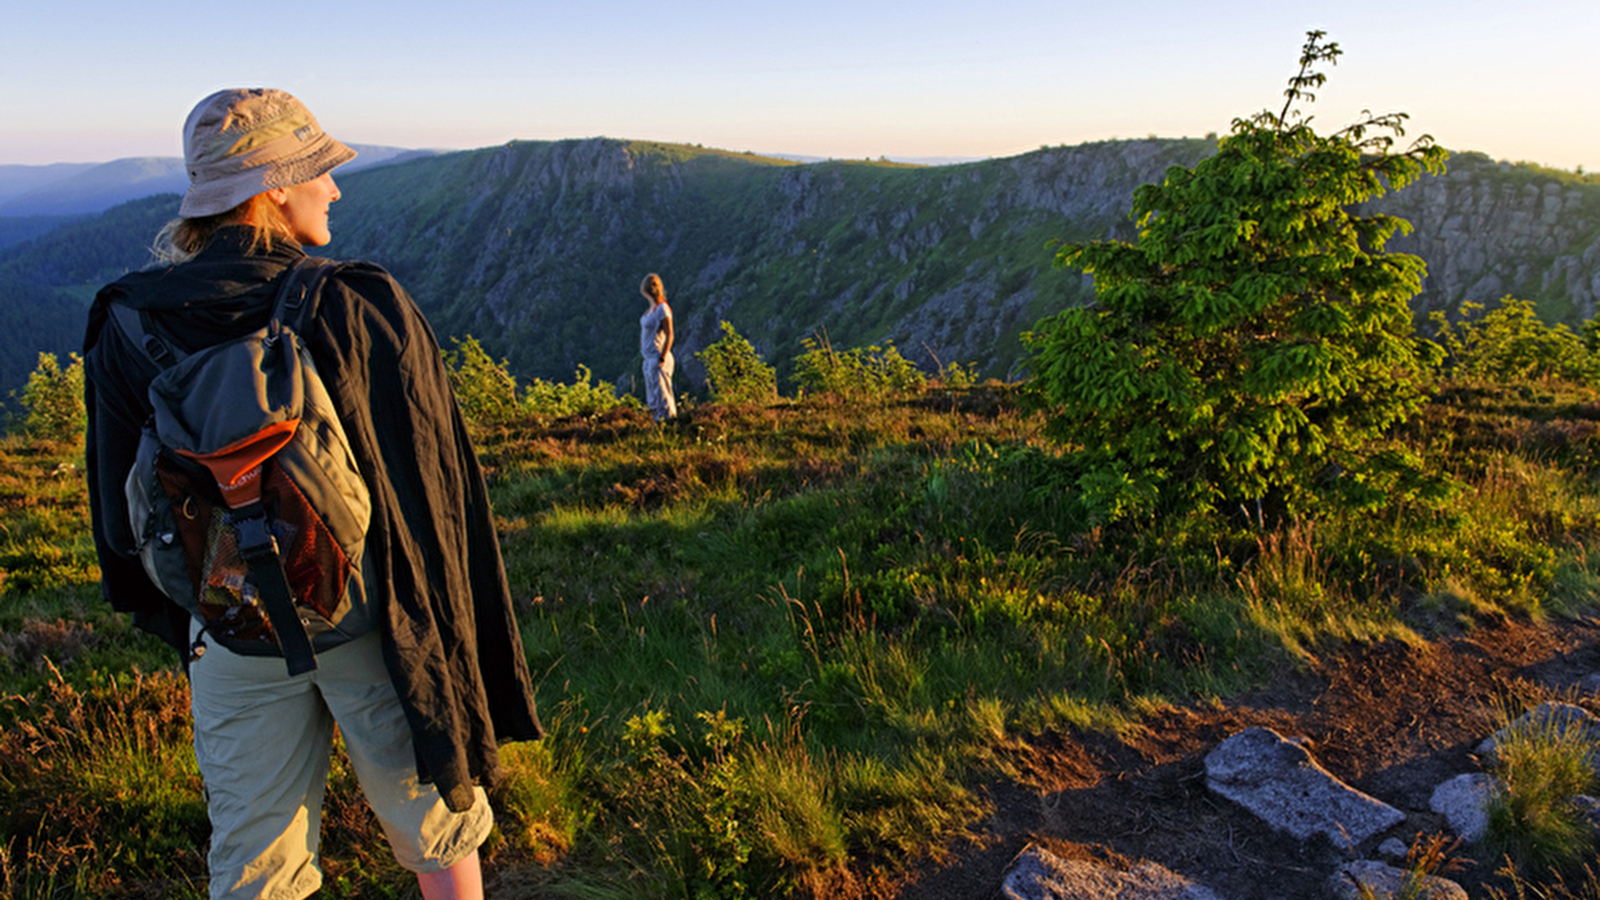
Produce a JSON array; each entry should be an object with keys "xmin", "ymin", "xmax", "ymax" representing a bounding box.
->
[{"xmin": 639, "ymin": 301, "xmax": 675, "ymax": 420}]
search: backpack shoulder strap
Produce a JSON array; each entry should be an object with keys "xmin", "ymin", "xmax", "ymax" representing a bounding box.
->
[
  {"xmin": 108, "ymin": 302, "xmax": 181, "ymax": 369},
  {"xmin": 110, "ymin": 257, "xmax": 343, "ymax": 369},
  {"xmin": 273, "ymin": 256, "xmax": 343, "ymax": 336}
]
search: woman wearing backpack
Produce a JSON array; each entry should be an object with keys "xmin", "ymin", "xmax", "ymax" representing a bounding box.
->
[{"xmin": 82, "ymin": 88, "xmax": 542, "ymax": 900}]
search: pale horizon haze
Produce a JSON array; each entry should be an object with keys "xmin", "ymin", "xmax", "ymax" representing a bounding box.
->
[{"xmin": 3, "ymin": 0, "xmax": 1596, "ymax": 172}]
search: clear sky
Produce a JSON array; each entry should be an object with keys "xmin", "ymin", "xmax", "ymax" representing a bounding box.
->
[{"xmin": 3, "ymin": 0, "xmax": 1595, "ymax": 171}]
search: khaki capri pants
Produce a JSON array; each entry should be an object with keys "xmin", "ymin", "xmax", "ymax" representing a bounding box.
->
[{"xmin": 187, "ymin": 623, "xmax": 491, "ymax": 900}]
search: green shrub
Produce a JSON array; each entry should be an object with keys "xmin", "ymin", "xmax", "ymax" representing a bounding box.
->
[
  {"xmin": 1431, "ymin": 297, "xmax": 1600, "ymax": 384},
  {"xmin": 697, "ymin": 321, "xmax": 778, "ymax": 406},
  {"xmin": 444, "ymin": 337, "xmax": 632, "ymax": 424},
  {"xmin": 16, "ymin": 352, "xmax": 85, "ymax": 442},
  {"xmin": 522, "ymin": 364, "xmax": 632, "ymax": 418},
  {"xmin": 1023, "ymin": 31, "xmax": 1446, "ymax": 525},
  {"xmin": 443, "ymin": 336, "xmax": 520, "ymax": 423},
  {"xmin": 793, "ymin": 330, "xmax": 926, "ymax": 400},
  {"xmin": 935, "ymin": 360, "xmax": 980, "ymax": 389}
]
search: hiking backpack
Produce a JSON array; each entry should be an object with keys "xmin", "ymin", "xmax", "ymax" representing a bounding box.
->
[{"xmin": 112, "ymin": 258, "xmax": 372, "ymax": 675}]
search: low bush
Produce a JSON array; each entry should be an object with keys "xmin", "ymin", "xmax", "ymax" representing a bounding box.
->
[
  {"xmin": 15, "ymin": 352, "xmax": 85, "ymax": 442},
  {"xmin": 445, "ymin": 336, "xmax": 635, "ymax": 424},
  {"xmin": 1431, "ymin": 296, "xmax": 1600, "ymax": 385},
  {"xmin": 697, "ymin": 321, "xmax": 778, "ymax": 406},
  {"xmin": 792, "ymin": 330, "xmax": 926, "ymax": 400}
]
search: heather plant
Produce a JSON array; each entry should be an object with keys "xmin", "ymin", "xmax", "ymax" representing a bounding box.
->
[
  {"xmin": 697, "ymin": 320, "xmax": 778, "ymax": 406},
  {"xmin": 1023, "ymin": 31, "xmax": 1447, "ymax": 525}
]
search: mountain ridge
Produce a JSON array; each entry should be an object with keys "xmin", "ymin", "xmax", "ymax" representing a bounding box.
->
[
  {"xmin": 1, "ymin": 137, "xmax": 1597, "ymax": 406},
  {"xmin": 0, "ymin": 145, "xmax": 443, "ymax": 220}
]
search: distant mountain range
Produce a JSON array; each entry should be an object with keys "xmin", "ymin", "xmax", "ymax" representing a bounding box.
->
[
  {"xmin": 1, "ymin": 137, "xmax": 1597, "ymax": 411},
  {"xmin": 0, "ymin": 148, "xmax": 978, "ymax": 222},
  {"xmin": 0, "ymin": 145, "xmax": 440, "ymax": 220},
  {"xmin": 0, "ymin": 157, "xmax": 186, "ymax": 218}
]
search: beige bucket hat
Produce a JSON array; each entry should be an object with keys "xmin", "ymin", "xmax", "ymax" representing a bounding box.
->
[{"xmin": 179, "ymin": 88, "xmax": 356, "ymax": 218}]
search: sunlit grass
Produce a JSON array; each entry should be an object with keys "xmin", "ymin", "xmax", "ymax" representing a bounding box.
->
[
  {"xmin": 0, "ymin": 668, "xmax": 207, "ymax": 898},
  {"xmin": 1483, "ymin": 697, "xmax": 1600, "ymax": 879},
  {"xmin": 7, "ymin": 379, "xmax": 1600, "ymax": 897}
]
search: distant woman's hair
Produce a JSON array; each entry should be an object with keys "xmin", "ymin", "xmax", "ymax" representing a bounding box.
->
[
  {"xmin": 640, "ymin": 273, "xmax": 666, "ymax": 303},
  {"xmin": 153, "ymin": 193, "xmax": 295, "ymax": 264}
]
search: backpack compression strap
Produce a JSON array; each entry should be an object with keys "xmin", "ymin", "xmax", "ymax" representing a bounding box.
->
[
  {"xmin": 233, "ymin": 504, "xmax": 320, "ymax": 675},
  {"xmin": 274, "ymin": 256, "xmax": 342, "ymax": 337},
  {"xmin": 231, "ymin": 256, "xmax": 342, "ymax": 677}
]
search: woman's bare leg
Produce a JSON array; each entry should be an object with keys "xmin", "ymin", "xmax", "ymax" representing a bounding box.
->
[{"xmin": 416, "ymin": 849, "xmax": 483, "ymax": 900}]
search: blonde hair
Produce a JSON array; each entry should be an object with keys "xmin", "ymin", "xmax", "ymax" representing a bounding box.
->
[
  {"xmin": 152, "ymin": 192, "xmax": 295, "ymax": 264},
  {"xmin": 640, "ymin": 273, "xmax": 666, "ymax": 304}
]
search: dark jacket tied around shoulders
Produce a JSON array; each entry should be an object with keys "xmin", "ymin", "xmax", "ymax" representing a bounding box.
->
[{"xmin": 83, "ymin": 227, "xmax": 543, "ymax": 811}]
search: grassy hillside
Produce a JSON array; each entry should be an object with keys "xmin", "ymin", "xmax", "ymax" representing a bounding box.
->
[{"xmin": 3, "ymin": 361, "xmax": 1599, "ymax": 896}]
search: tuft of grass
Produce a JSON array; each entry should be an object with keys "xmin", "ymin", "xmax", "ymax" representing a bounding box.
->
[
  {"xmin": 1354, "ymin": 833, "xmax": 1466, "ymax": 900},
  {"xmin": 1488, "ymin": 861, "xmax": 1600, "ymax": 900},
  {"xmin": 1484, "ymin": 697, "xmax": 1600, "ymax": 878}
]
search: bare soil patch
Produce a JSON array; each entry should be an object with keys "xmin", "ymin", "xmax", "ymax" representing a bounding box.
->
[{"xmin": 888, "ymin": 613, "xmax": 1600, "ymax": 900}]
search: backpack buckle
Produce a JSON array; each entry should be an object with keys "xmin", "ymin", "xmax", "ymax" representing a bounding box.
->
[
  {"xmin": 142, "ymin": 334, "xmax": 174, "ymax": 367},
  {"xmin": 229, "ymin": 508, "xmax": 279, "ymax": 563}
]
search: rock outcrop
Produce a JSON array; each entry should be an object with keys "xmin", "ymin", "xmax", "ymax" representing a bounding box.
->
[
  {"xmin": 1204, "ymin": 727, "xmax": 1405, "ymax": 850},
  {"xmin": 1001, "ymin": 685, "xmax": 1600, "ymax": 900}
]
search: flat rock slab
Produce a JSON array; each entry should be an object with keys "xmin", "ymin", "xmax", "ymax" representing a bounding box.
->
[
  {"xmin": 1328, "ymin": 860, "xmax": 1469, "ymax": 900},
  {"xmin": 1001, "ymin": 845, "xmax": 1226, "ymax": 900},
  {"xmin": 1205, "ymin": 727, "xmax": 1404, "ymax": 851}
]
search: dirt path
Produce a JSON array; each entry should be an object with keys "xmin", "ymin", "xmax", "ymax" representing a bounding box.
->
[{"xmin": 887, "ymin": 613, "xmax": 1600, "ymax": 900}]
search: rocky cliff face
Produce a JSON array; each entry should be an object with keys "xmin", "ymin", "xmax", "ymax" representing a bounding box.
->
[{"xmin": 1373, "ymin": 152, "xmax": 1600, "ymax": 321}]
